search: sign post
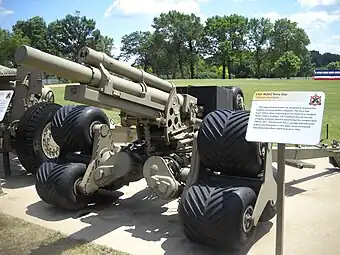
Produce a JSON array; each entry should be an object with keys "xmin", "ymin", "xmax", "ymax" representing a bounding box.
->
[
  {"xmin": 246, "ymin": 91, "xmax": 325, "ymax": 255},
  {"xmin": 0, "ymin": 90, "xmax": 13, "ymax": 195}
]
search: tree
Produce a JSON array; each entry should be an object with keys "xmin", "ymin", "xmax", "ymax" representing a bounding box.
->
[
  {"xmin": 119, "ymin": 31, "xmax": 153, "ymax": 71},
  {"xmin": 311, "ymin": 50, "xmax": 340, "ymax": 68},
  {"xmin": 247, "ymin": 17, "xmax": 273, "ymax": 78},
  {"xmin": 273, "ymin": 51, "xmax": 302, "ymax": 79},
  {"xmin": 0, "ymin": 29, "xmax": 30, "ymax": 67},
  {"xmin": 270, "ymin": 18, "xmax": 310, "ymax": 59},
  {"xmin": 203, "ymin": 14, "xmax": 248, "ymax": 79},
  {"xmin": 47, "ymin": 11, "xmax": 114, "ymax": 61},
  {"xmin": 299, "ymin": 50, "xmax": 315, "ymax": 77},
  {"xmin": 12, "ymin": 16, "xmax": 48, "ymax": 52},
  {"xmin": 152, "ymin": 11, "xmax": 188, "ymax": 78},
  {"xmin": 6, "ymin": 10, "xmax": 337, "ymax": 79},
  {"xmin": 181, "ymin": 14, "xmax": 204, "ymax": 79},
  {"xmin": 326, "ymin": 61, "xmax": 340, "ymax": 70}
]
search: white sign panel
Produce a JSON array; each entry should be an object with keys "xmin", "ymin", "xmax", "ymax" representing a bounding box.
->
[
  {"xmin": 246, "ymin": 91, "xmax": 325, "ymax": 145},
  {"xmin": 0, "ymin": 90, "xmax": 14, "ymax": 122}
]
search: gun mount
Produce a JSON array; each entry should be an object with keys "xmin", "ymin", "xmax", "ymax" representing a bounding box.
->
[{"xmin": 14, "ymin": 45, "xmax": 340, "ymax": 251}]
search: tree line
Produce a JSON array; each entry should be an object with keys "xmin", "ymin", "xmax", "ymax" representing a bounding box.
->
[
  {"xmin": 0, "ymin": 11, "xmax": 114, "ymax": 68},
  {"xmin": 1, "ymin": 10, "xmax": 340, "ymax": 80}
]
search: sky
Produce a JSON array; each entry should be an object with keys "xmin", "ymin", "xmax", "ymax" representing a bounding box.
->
[{"xmin": 1, "ymin": 0, "xmax": 340, "ymax": 56}]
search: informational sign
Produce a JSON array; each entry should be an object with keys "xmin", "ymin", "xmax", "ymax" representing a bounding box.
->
[
  {"xmin": 246, "ymin": 91, "xmax": 325, "ymax": 145},
  {"xmin": 0, "ymin": 90, "xmax": 14, "ymax": 122}
]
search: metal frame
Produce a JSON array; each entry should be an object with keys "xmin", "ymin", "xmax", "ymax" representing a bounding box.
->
[
  {"xmin": 0, "ymin": 66, "xmax": 54, "ymax": 177},
  {"xmin": 253, "ymin": 140, "xmax": 340, "ymax": 255}
]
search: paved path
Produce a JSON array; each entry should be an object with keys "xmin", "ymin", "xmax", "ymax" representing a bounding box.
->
[{"xmin": 0, "ymin": 154, "xmax": 340, "ymax": 255}]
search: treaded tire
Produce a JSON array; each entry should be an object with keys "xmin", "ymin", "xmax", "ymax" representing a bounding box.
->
[
  {"xmin": 60, "ymin": 106, "xmax": 109, "ymax": 154},
  {"xmin": 329, "ymin": 157, "xmax": 339, "ymax": 168},
  {"xmin": 35, "ymin": 159, "xmax": 64, "ymax": 207},
  {"xmin": 197, "ymin": 109, "xmax": 263, "ymax": 178},
  {"xmin": 15, "ymin": 102, "xmax": 62, "ymax": 174},
  {"xmin": 51, "ymin": 105, "xmax": 86, "ymax": 147},
  {"xmin": 179, "ymin": 183, "xmax": 257, "ymax": 251},
  {"xmin": 47, "ymin": 162, "xmax": 89, "ymax": 210}
]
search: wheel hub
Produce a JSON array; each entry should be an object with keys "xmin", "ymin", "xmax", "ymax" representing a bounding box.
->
[
  {"xmin": 270, "ymin": 200, "xmax": 276, "ymax": 207},
  {"xmin": 242, "ymin": 205, "xmax": 254, "ymax": 233},
  {"xmin": 41, "ymin": 122, "xmax": 59, "ymax": 159},
  {"xmin": 236, "ymin": 94, "xmax": 245, "ymax": 110}
]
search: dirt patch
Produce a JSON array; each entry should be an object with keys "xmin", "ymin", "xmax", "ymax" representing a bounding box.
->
[{"xmin": 0, "ymin": 213, "xmax": 127, "ymax": 255}]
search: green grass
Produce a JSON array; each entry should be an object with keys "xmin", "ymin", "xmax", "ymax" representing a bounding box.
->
[
  {"xmin": 50, "ymin": 79, "xmax": 340, "ymax": 143},
  {"xmin": 0, "ymin": 213, "xmax": 126, "ymax": 255}
]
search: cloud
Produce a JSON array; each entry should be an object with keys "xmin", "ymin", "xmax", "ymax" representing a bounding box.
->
[
  {"xmin": 104, "ymin": 0, "xmax": 208, "ymax": 17},
  {"xmin": 297, "ymin": 0, "xmax": 340, "ymax": 8},
  {"xmin": 0, "ymin": 0, "xmax": 14, "ymax": 16},
  {"xmin": 259, "ymin": 11, "xmax": 340, "ymax": 53},
  {"xmin": 111, "ymin": 42, "xmax": 121, "ymax": 57},
  {"xmin": 261, "ymin": 11, "xmax": 340, "ymax": 30},
  {"xmin": 308, "ymin": 35, "xmax": 340, "ymax": 53}
]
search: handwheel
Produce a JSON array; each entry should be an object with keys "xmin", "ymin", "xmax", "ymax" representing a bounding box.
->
[
  {"xmin": 179, "ymin": 183, "xmax": 257, "ymax": 251},
  {"xmin": 46, "ymin": 161, "xmax": 89, "ymax": 210},
  {"xmin": 197, "ymin": 109, "xmax": 263, "ymax": 178},
  {"xmin": 59, "ymin": 106, "xmax": 110, "ymax": 154},
  {"xmin": 15, "ymin": 102, "xmax": 61, "ymax": 174},
  {"xmin": 51, "ymin": 105, "xmax": 86, "ymax": 148}
]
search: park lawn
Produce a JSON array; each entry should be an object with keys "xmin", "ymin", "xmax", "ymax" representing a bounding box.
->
[
  {"xmin": 50, "ymin": 79, "xmax": 340, "ymax": 143},
  {"xmin": 0, "ymin": 213, "xmax": 126, "ymax": 255}
]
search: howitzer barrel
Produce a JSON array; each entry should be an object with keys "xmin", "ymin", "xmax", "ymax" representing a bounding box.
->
[
  {"xmin": 14, "ymin": 45, "xmax": 178, "ymax": 107},
  {"xmin": 0, "ymin": 65, "xmax": 16, "ymax": 77},
  {"xmin": 79, "ymin": 47, "xmax": 174, "ymax": 93},
  {"xmin": 15, "ymin": 45, "xmax": 102, "ymax": 85}
]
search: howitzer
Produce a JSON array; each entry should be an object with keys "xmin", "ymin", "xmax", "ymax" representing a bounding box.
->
[
  {"xmin": 15, "ymin": 45, "xmax": 219, "ymax": 199},
  {"xmin": 14, "ymin": 45, "xmax": 246, "ymax": 200},
  {"xmin": 14, "ymin": 45, "xmax": 340, "ymax": 251}
]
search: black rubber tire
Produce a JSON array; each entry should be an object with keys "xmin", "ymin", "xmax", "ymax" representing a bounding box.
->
[
  {"xmin": 197, "ymin": 109, "xmax": 263, "ymax": 178},
  {"xmin": 60, "ymin": 106, "xmax": 109, "ymax": 154},
  {"xmin": 46, "ymin": 162, "xmax": 89, "ymax": 210},
  {"xmin": 35, "ymin": 160, "xmax": 63, "ymax": 206},
  {"xmin": 51, "ymin": 105, "xmax": 86, "ymax": 147},
  {"xmin": 15, "ymin": 102, "xmax": 62, "ymax": 174},
  {"xmin": 179, "ymin": 184, "xmax": 257, "ymax": 251},
  {"xmin": 230, "ymin": 86, "xmax": 245, "ymax": 110},
  {"xmin": 329, "ymin": 157, "xmax": 339, "ymax": 168}
]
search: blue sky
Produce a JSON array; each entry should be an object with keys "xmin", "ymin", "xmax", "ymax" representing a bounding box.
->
[{"xmin": 1, "ymin": 0, "xmax": 340, "ymax": 56}]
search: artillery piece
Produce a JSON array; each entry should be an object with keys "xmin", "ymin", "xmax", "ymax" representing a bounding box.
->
[
  {"xmin": 0, "ymin": 64, "xmax": 59, "ymax": 176},
  {"xmin": 14, "ymin": 45, "xmax": 340, "ymax": 251}
]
